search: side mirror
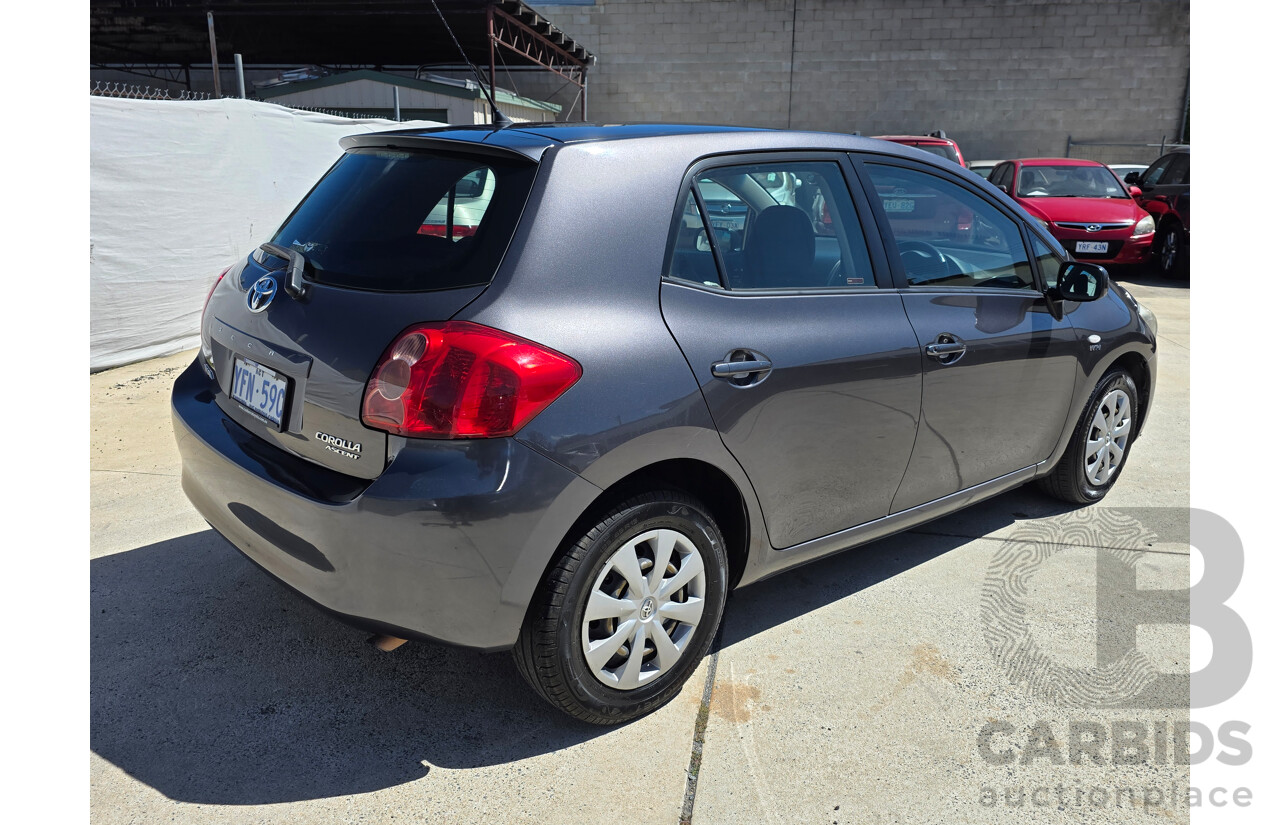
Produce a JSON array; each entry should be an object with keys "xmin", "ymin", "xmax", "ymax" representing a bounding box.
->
[
  {"xmin": 1128, "ymin": 185, "xmax": 1143, "ymax": 198},
  {"xmin": 1124, "ymin": 171, "xmax": 1142, "ymax": 185},
  {"xmin": 1050, "ymin": 261, "xmax": 1110, "ymax": 303},
  {"xmin": 996, "ymin": 183, "xmax": 1009, "ymax": 194}
]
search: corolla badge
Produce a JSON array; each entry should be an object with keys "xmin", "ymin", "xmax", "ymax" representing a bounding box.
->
[{"xmin": 247, "ymin": 275, "xmax": 278, "ymax": 313}]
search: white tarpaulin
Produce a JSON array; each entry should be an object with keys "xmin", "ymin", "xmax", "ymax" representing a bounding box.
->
[{"xmin": 89, "ymin": 97, "xmax": 443, "ymax": 371}]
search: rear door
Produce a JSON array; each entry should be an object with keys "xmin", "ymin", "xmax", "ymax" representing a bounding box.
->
[
  {"xmin": 852, "ymin": 156, "xmax": 1080, "ymax": 512},
  {"xmin": 660, "ymin": 154, "xmax": 922, "ymax": 549},
  {"xmin": 202, "ymin": 145, "xmax": 540, "ymax": 478}
]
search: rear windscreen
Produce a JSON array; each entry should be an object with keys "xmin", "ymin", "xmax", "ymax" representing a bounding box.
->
[
  {"xmin": 270, "ymin": 148, "xmax": 537, "ymax": 292},
  {"xmin": 912, "ymin": 143, "xmax": 960, "ymax": 164}
]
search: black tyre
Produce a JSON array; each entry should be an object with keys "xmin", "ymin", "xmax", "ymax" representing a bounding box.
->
[
  {"xmin": 1037, "ymin": 370, "xmax": 1139, "ymax": 504},
  {"xmin": 1153, "ymin": 220, "xmax": 1188, "ymax": 280},
  {"xmin": 513, "ymin": 491, "xmax": 728, "ymax": 725}
]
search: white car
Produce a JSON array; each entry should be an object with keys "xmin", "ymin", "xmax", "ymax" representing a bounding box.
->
[
  {"xmin": 1108, "ymin": 163, "xmax": 1149, "ymax": 185},
  {"xmin": 966, "ymin": 159, "xmax": 1003, "ymax": 180},
  {"xmin": 420, "ymin": 166, "xmax": 496, "ymax": 239}
]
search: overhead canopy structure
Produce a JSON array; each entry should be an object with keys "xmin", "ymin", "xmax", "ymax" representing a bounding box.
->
[{"xmin": 91, "ymin": 0, "xmax": 595, "ymax": 116}]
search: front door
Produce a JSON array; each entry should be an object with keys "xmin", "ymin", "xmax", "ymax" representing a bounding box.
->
[{"xmin": 854, "ymin": 158, "xmax": 1081, "ymax": 512}]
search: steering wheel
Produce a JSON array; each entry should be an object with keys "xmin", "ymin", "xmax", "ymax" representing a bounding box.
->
[
  {"xmin": 826, "ymin": 259, "xmax": 845, "ymax": 286},
  {"xmin": 896, "ymin": 240, "xmax": 950, "ymax": 284}
]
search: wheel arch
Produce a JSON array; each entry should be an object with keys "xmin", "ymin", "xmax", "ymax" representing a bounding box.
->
[
  {"xmin": 1100, "ymin": 349, "xmax": 1153, "ymax": 437},
  {"xmin": 553, "ymin": 458, "xmax": 752, "ymax": 591}
]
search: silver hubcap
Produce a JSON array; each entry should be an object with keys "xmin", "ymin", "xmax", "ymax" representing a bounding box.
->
[
  {"xmin": 581, "ymin": 528, "xmax": 707, "ymax": 690},
  {"xmin": 1084, "ymin": 389, "xmax": 1132, "ymax": 486},
  {"xmin": 1162, "ymin": 229, "xmax": 1178, "ymax": 270}
]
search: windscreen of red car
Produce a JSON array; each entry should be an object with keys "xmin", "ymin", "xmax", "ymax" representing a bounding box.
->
[
  {"xmin": 1016, "ymin": 165, "xmax": 1128, "ymax": 199},
  {"xmin": 270, "ymin": 148, "xmax": 537, "ymax": 292}
]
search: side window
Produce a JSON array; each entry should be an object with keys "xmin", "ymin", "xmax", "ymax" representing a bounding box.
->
[
  {"xmin": 664, "ymin": 191, "xmax": 722, "ymax": 287},
  {"xmin": 864, "ymin": 164, "xmax": 1035, "ymax": 290},
  {"xmin": 1140, "ymin": 155, "xmax": 1173, "ymax": 188},
  {"xmin": 1031, "ymin": 235, "xmax": 1063, "ymax": 289},
  {"xmin": 1161, "ymin": 153, "xmax": 1189, "ymax": 186},
  {"xmin": 693, "ymin": 161, "xmax": 875, "ymax": 290},
  {"xmin": 420, "ymin": 165, "xmax": 495, "ymax": 241}
]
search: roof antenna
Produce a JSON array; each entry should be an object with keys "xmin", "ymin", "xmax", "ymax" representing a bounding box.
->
[{"xmin": 428, "ymin": 0, "xmax": 513, "ymax": 128}]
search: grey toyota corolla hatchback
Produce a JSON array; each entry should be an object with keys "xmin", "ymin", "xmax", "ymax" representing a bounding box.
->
[{"xmin": 173, "ymin": 123, "xmax": 1157, "ymax": 724}]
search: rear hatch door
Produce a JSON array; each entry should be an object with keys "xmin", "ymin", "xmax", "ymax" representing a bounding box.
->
[{"xmin": 202, "ymin": 143, "xmax": 541, "ymax": 479}]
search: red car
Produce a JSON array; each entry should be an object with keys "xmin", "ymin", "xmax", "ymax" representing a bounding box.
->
[
  {"xmin": 986, "ymin": 158, "xmax": 1155, "ymax": 266},
  {"xmin": 873, "ymin": 132, "xmax": 966, "ymax": 166}
]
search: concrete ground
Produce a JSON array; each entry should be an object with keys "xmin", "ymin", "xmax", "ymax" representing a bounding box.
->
[{"xmin": 91, "ymin": 275, "xmax": 1189, "ymax": 824}]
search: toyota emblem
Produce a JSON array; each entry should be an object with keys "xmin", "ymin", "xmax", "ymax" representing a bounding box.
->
[{"xmin": 247, "ymin": 275, "xmax": 277, "ymax": 313}]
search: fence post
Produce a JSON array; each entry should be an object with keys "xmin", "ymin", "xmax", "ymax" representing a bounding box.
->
[
  {"xmin": 393, "ymin": 86, "xmax": 401, "ymax": 122},
  {"xmin": 207, "ymin": 12, "xmax": 222, "ymax": 98},
  {"xmin": 234, "ymin": 53, "xmax": 246, "ymax": 99}
]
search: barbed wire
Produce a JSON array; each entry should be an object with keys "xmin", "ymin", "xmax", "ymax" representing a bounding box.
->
[
  {"xmin": 90, "ymin": 81, "xmax": 213, "ymax": 101},
  {"xmin": 90, "ymin": 83, "xmax": 391, "ymax": 120}
]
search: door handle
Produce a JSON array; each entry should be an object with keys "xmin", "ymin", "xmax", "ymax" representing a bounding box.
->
[
  {"xmin": 711, "ymin": 359, "xmax": 772, "ymax": 378},
  {"xmin": 711, "ymin": 350, "xmax": 773, "ymax": 387},
  {"xmin": 925, "ymin": 334, "xmax": 967, "ymax": 364}
]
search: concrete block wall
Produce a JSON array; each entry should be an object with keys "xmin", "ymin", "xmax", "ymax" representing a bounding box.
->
[{"xmin": 532, "ymin": 0, "xmax": 1189, "ymax": 160}]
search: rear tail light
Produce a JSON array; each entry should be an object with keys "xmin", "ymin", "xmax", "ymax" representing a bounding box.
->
[
  {"xmin": 200, "ymin": 266, "xmax": 231, "ymax": 374},
  {"xmin": 362, "ymin": 322, "xmax": 582, "ymax": 439}
]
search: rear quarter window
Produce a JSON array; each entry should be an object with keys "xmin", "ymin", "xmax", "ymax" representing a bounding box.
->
[{"xmin": 270, "ymin": 148, "xmax": 537, "ymax": 292}]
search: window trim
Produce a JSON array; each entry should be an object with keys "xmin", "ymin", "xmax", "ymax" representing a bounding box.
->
[
  {"xmin": 847, "ymin": 152, "xmax": 1051, "ymax": 294},
  {"xmin": 660, "ymin": 150, "xmax": 895, "ymax": 294}
]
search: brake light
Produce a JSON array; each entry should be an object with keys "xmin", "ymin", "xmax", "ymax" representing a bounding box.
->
[
  {"xmin": 202, "ymin": 266, "xmax": 230, "ymax": 325},
  {"xmin": 200, "ymin": 266, "xmax": 231, "ymax": 373},
  {"xmin": 362, "ymin": 322, "xmax": 582, "ymax": 438}
]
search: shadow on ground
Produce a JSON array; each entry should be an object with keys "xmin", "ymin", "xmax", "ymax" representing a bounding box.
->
[
  {"xmin": 1113, "ymin": 267, "xmax": 1189, "ymax": 290},
  {"xmin": 91, "ymin": 487, "xmax": 1072, "ymax": 805},
  {"xmin": 91, "ymin": 530, "xmax": 603, "ymax": 805},
  {"xmin": 717, "ymin": 486, "xmax": 1076, "ymax": 648}
]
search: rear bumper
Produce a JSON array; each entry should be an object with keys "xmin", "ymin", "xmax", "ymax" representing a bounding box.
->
[{"xmin": 171, "ymin": 359, "xmax": 601, "ymax": 652}]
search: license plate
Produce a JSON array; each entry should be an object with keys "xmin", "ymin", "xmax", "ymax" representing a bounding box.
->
[
  {"xmin": 883, "ymin": 198, "xmax": 915, "ymax": 213},
  {"xmin": 1075, "ymin": 241, "xmax": 1109, "ymax": 254},
  {"xmin": 231, "ymin": 357, "xmax": 289, "ymax": 428}
]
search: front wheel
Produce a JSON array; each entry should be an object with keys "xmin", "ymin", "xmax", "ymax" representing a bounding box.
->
[
  {"xmin": 1154, "ymin": 221, "xmax": 1188, "ymax": 279},
  {"xmin": 1037, "ymin": 370, "xmax": 1139, "ymax": 504},
  {"xmin": 513, "ymin": 491, "xmax": 728, "ymax": 725}
]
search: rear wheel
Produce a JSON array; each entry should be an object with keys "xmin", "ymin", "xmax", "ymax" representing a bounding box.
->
[
  {"xmin": 1037, "ymin": 370, "xmax": 1138, "ymax": 504},
  {"xmin": 514, "ymin": 491, "xmax": 728, "ymax": 725}
]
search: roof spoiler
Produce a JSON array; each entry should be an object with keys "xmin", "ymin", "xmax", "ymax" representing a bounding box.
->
[{"xmin": 338, "ymin": 132, "xmax": 551, "ymax": 161}]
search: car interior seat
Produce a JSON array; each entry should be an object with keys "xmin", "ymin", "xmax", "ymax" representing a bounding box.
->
[{"xmin": 740, "ymin": 205, "xmax": 817, "ymax": 288}]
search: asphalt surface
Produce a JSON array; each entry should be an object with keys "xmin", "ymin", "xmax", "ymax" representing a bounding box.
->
[{"xmin": 90, "ymin": 274, "xmax": 1189, "ymax": 824}]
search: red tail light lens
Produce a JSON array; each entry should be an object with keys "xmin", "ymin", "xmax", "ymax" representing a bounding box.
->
[
  {"xmin": 202, "ymin": 266, "xmax": 230, "ymax": 325},
  {"xmin": 362, "ymin": 322, "xmax": 582, "ymax": 439},
  {"xmin": 200, "ymin": 266, "xmax": 231, "ymax": 372}
]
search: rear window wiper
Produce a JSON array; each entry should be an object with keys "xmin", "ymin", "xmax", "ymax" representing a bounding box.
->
[{"xmin": 259, "ymin": 242, "xmax": 311, "ymax": 301}]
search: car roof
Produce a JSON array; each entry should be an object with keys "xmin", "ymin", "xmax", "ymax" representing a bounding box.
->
[
  {"xmin": 873, "ymin": 135, "xmax": 956, "ymax": 145},
  {"xmin": 1014, "ymin": 158, "xmax": 1105, "ymax": 167},
  {"xmin": 340, "ymin": 122, "xmax": 964, "ymax": 167}
]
